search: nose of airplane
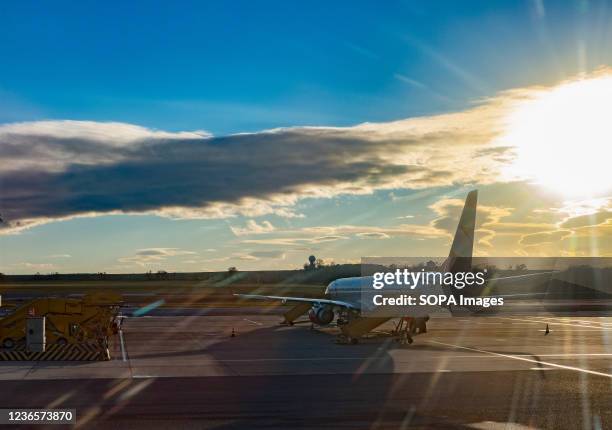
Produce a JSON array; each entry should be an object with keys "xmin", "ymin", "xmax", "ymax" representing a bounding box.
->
[{"xmin": 324, "ymin": 282, "xmax": 336, "ymax": 298}]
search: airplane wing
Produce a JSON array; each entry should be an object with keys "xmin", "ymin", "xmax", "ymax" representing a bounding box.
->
[
  {"xmin": 234, "ymin": 294, "xmax": 358, "ymax": 310},
  {"xmin": 485, "ymin": 271, "xmax": 559, "ymax": 298},
  {"xmin": 490, "ymin": 270, "xmax": 558, "ymax": 282}
]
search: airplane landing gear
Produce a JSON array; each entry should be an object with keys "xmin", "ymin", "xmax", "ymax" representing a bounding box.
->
[
  {"xmin": 399, "ymin": 331, "xmax": 413, "ymax": 345},
  {"xmin": 392, "ymin": 316, "xmax": 429, "ymax": 345}
]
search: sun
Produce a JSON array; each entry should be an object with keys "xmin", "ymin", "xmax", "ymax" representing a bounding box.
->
[{"xmin": 501, "ymin": 74, "xmax": 612, "ymax": 198}]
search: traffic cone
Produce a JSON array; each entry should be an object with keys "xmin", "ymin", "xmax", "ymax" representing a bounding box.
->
[
  {"xmin": 231, "ymin": 328, "xmax": 236, "ymax": 337},
  {"xmin": 545, "ymin": 324, "xmax": 550, "ymax": 335}
]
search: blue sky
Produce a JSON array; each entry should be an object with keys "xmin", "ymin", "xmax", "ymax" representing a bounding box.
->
[
  {"xmin": 1, "ymin": 0, "xmax": 601, "ymax": 133},
  {"xmin": 1, "ymin": 1, "xmax": 612, "ymax": 273}
]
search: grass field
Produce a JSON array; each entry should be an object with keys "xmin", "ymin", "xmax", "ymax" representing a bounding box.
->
[
  {"xmin": 0, "ymin": 266, "xmax": 360, "ymax": 310},
  {"xmin": 0, "ymin": 279, "xmax": 326, "ymax": 309}
]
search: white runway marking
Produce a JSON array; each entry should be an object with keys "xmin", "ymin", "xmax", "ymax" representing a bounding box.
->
[
  {"xmin": 216, "ymin": 357, "xmax": 372, "ymax": 362},
  {"xmin": 497, "ymin": 316, "xmax": 612, "ymax": 331},
  {"xmin": 208, "ymin": 352, "xmax": 612, "ymax": 363},
  {"xmin": 468, "ymin": 422, "xmax": 534, "ymax": 430},
  {"xmin": 119, "ymin": 329, "xmax": 127, "ymax": 362},
  {"xmin": 243, "ymin": 318, "xmax": 263, "ymax": 326},
  {"xmin": 430, "ymin": 340, "xmax": 612, "ymax": 379},
  {"xmin": 537, "ymin": 353, "xmax": 612, "ymax": 357},
  {"xmin": 544, "ymin": 317, "xmax": 612, "ymax": 327}
]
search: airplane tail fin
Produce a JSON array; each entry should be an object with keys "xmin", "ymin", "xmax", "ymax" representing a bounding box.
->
[{"xmin": 442, "ymin": 190, "xmax": 478, "ymax": 274}]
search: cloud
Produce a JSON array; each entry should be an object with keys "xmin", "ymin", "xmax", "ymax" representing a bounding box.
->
[
  {"xmin": 248, "ymin": 250, "xmax": 286, "ymax": 259},
  {"xmin": 135, "ymin": 248, "xmax": 195, "ymax": 257},
  {"xmin": 427, "ymin": 196, "xmax": 514, "ymax": 247},
  {"xmin": 118, "ymin": 247, "xmax": 196, "ymax": 265},
  {"xmin": 394, "ymin": 74, "xmax": 427, "ymax": 89},
  {"xmin": 509, "ymin": 198, "xmax": 612, "ymax": 254},
  {"xmin": 237, "ymin": 194, "xmax": 554, "ymax": 255},
  {"xmin": 243, "ymin": 235, "xmax": 350, "ymax": 246},
  {"xmin": 239, "ymin": 195, "xmax": 510, "ymax": 248},
  {"xmin": 561, "ymin": 211, "xmax": 612, "ymax": 229},
  {"xmin": 0, "ymin": 95, "xmax": 516, "ymax": 233},
  {"xmin": 8, "ymin": 262, "xmax": 56, "ymax": 271},
  {"xmin": 0, "ymin": 120, "xmax": 208, "ymax": 173},
  {"xmin": 242, "ymin": 221, "xmax": 447, "ymax": 247},
  {"xmin": 3, "ymin": 71, "xmax": 610, "ymax": 233},
  {"xmin": 555, "ymin": 198, "xmax": 612, "ymax": 230},
  {"xmin": 519, "ymin": 230, "xmax": 573, "ymax": 246},
  {"xmin": 230, "ymin": 220, "xmax": 276, "ymax": 236},
  {"xmin": 197, "ymin": 250, "xmax": 287, "ymax": 262},
  {"xmin": 356, "ymin": 232, "xmax": 390, "ymax": 239}
]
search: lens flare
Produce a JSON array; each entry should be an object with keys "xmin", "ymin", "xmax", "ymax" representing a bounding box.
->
[{"xmin": 502, "ymin": 74, "xmax": 612, "ymax": 197}]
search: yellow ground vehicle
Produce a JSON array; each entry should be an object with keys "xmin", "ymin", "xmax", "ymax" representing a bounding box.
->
[{"xmin": 0, "ymin": 292, "xmax": 121, "ymax": 349}]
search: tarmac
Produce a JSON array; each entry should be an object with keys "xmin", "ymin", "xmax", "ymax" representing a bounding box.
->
[{"xmin": 0, "ymin": 309, "xmax": 611, "ymax": 429}]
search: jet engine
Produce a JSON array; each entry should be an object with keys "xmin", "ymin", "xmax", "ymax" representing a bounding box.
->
[{"xmin": 308, "ymin": 305, "xmax": 334, "ymax": 325}]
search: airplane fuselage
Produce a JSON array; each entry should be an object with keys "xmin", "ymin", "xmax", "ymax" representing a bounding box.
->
[{"xmin": 314, "ymin": 275, "xmax": 438, "ymax": 325}]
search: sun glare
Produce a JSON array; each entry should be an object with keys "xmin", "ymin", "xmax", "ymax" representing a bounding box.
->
[{"xmin": 502, "ymin": 74, "xmax": 612, "ymax": 198}]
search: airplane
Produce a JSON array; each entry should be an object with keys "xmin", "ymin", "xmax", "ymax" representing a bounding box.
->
[{"xmin": 235, "ymin": 190, "xmax": 554, "ymax": 344}]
